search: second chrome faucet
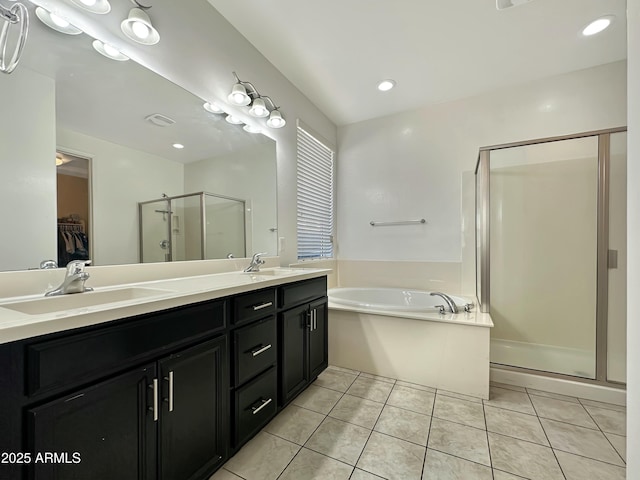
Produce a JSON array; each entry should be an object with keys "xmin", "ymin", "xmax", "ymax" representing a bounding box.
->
[{"xmin": 45, "ymin": 260, "xmax": 93, "ymax": 297}]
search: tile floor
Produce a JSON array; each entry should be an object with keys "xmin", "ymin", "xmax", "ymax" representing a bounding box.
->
[{"xmin": 211, "ymin": 366, "xmax": 626, "ymax": 480}]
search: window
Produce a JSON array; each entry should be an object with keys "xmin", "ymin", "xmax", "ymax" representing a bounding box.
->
[{"xmin": 296, "ymin": 125, "xmax": 335, "ymax": 260}]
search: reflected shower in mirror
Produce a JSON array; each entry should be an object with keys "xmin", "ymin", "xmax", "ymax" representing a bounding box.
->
[{"xmin": 0, "ymin": 2, "xmax": 277, "ymax": 271}]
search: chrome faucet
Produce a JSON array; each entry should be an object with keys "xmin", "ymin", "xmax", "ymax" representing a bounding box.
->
[
  {"xmin": 430, "ymin": 292, "xmax": 458, "ymax": 314},
  {"xmin": 45, "ymin": 260, "xmax": 94, "ymax": 296},
  {"xmin": 244, "ymin": 253, "xmax": 267, "ymax": 272}
]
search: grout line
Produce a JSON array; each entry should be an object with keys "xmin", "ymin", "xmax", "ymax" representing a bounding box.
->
[
  {"xmin": 481, "ymin": 400, "xmax": 494, "ymax": 478},
  {"xmin": 529, "ymin": 391, "xmax": 568, "ymax": 480},
  {"xmin": 492, "ymin": 467, "xmax": 529, "ymax": 479},
  {"xmin": 420, "ymin": 386, "xmax": 438, "ymax": 479},
  {"xmin": 426, "ymin": 447, "xmax": 493, "ymax": 471},
  {"xmin": 581, "ymin": 404, "xmax": 627, "ymax": 465},
  {"xmin": 221, "ymin": 467, "xmax": 249, "ymax": 480}
]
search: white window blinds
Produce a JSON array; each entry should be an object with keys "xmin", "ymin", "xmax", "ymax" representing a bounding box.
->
[{"xmin": 296, "ymin": 126, "xmax": 335, "ymax": 259}]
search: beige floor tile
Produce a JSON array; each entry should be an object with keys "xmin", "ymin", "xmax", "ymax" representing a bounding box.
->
[
  {"xmin": 484, "ymin": 405, "xmax": 549, "ymax": 446},
  {"xmin": 555, "ymin": 450, "xmax": 626, "ymax": 480},
  {"xmin": 433, "ymin": 394, "xmax": 486, "ymax": 429},
  {"xmin": 351, "ymin": 468, "xmax": 386, "ymax": 480},
  {"xmin": 374, "ymin": 404, "xmax": 432, "ymax": 446},
  {"xmin": 484, "ymin": 387, "xmax": 535, "ymax": 415},
  {"xmin": 328, "ymin": 365, "xmax": 361, "ymax": 375},
  {"xmin": 396, "ymin": 380, "xmax": 436, "ymax": 393},
  {"xmin": 530, "ymin": 395, "xmax": 597, "ymax": 429},
  {"xmin": 305, "ymin": 417, "xmax": 370, "ymax": 465},
  {"xmin": 346, "ymin": 377, "xmax": 394, "ymax": 403},
  {"xmin": 356, "ymin": 431, "xmax": 426, "ymax": 480},
  {"xmin": 359, "ymin": 371, "xmax": 397, "ymax": 384},
  {"xmin": 292, "ymin": 385, "xmax": 344, "ymax": 414},
  {"xmin": 489, "ymin": 381, "xmax": 526, "ymax": 392},
  {"xmin": 583, "ymin": 404, "xmax": 627, "ymax": 435},
  {"xmin": 579, "ymin": 398, "xmax": 626, "ymax": 413},
  {"xmin": 329, "ymin": 394, "xmax": 384, "ymax": 429},
  {"xmin": 422, "ymin": 449, "xmax": 492, "ymax": 480},
  {"xmin": 313, "ymin": 369, "xmax": 358, "ymax": 392},
  {"xmin": 387, "ymin": 384, "xmax": 436, "ymax": 415},
  {"xmin": 436, "ymin": 389, "xmax": 483, "ymax": 404},
  {"xmin": 605, "ymin": 432, "xmax": 626, "ymax": 462},
  {"xmin": 278, "ymin": 448, "xmax": 353, "ymax": 480},
  {"xmin": 427, "ymin": 417, "xmax": 490, "ymax": 466},
  {"xmin": 540, "ymin": 418, "xmax": 625, "ymax": 466},
  {"xmin": 224, "ymin": 432, "xmax": 300, "ymax": 480},
  {"xmin": 492, "ymin": 470, "xmax": 528, "ymax": 480},
  {"xmin": 487, "ymin": 432, "xmax": 563, "ymax": 480},
  {"xmin": 208, "ymin": 468, "xmax": 244, "ymax": 480},
  {"xmin": 263, "ymin": 404, "xmax": 325, "ymax": 445},
  {"xmin": 526, "ymin": 388, "xmax": 580, "ymax": 404}
]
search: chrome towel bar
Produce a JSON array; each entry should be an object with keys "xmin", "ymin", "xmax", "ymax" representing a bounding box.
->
[{"xmin": 370, "ymin": 218, "xmax": 426, "ymax": 227}]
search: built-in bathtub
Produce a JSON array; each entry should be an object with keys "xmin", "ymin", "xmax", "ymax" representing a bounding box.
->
[{"xmin": 328, "ymin": 287, "xmax": 493, "ymax": 399}]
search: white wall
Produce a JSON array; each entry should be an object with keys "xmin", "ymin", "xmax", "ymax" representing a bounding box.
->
[
  {"xmin": 0, "ymin": 67, "xmax": 56, "ymax": 270},
  {"xmin": 337, "ymin": 61, "xmax": 627, "ymax": 270},
  {"xmin": 57, "ymin": 129, "xmax": 184, "ymax": 266},
  {"xmin": 627, "ymin": 0, "xmax": 639, "ymax": 477},
  {"xmin": 184, "ymin": 143, "xmax": 278, "ymax": 256}
]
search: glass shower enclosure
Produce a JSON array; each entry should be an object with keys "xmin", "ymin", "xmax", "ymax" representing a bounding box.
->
[
  {"xmin": 139, "ymin": 192, "xmax": 246, "ymax": 263},
  {"xmin": 475, "ymin": 128, "xmax": 627, "ymax": 386}
]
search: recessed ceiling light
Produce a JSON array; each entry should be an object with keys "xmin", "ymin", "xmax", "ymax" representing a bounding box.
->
[
  {"xmin": 582, "ymin": 15, "xmax": 614, "ymax": 36},
  {"xmin": 172, "ymin": 143, "xmax": 184, "ymax": 149},
  {"xmin": 203, "ymin": 101, "xmax": 224, "ymax": 114},
  {"xmin": 377, "ymin": 79, "xmax": 396, "ymax": 92}
]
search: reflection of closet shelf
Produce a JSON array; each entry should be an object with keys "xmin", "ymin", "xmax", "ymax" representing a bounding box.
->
[{"xmin": 58, "ymin": 222, "xmax": 85, "ymax": 233}]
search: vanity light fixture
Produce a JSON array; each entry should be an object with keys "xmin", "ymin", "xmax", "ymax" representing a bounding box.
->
[
  {"xmin": 228, "ymin": 72, "xmax": 286, "ymax": 128},
  {"xmin": 203, "ymin": 101, "xmax": 224, "ymax": 114},
  {"xmin": 225, "ymin": 114, "xmax": 244, "ymax": 125},
  {"xmin": 92, "ymin": 40, "xmax": 129, "ymax": 61},
  {"xmin": 121, "ymin": 2, "xmax": 159, "ymax": 46},
  {"xmin": 35, "ymin": 7, "xmax": 83, "ymax": 35},
  {"xmin": 582, "ymin": 15, "xmax": 614, "ymax": 36},
  {"xmin": 377, "ymin": 79, "xmax": 396, "ymax": 92},
  {"xmin": 69, "ymin": 0, "xmax": 111, "ymax": 15},
  {"xmin": 266, "ymin": 109, "xmax": 286, "ymax": 128},
  {"xmin": 242, "ymin": 124, "xmax": 262, "ymax": 134}
]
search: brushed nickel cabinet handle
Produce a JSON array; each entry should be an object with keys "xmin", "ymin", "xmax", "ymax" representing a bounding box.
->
[
  {"xmin": 149, "ymin": 378, "xmax": 158, "ymax": 421},
  {"xmin": 252, "ymin": 302, "xmax": 273, "ymax": 311},
  {"xmin": 164, "ymin": 371, "xmax": 174, "ymax": 412},
  {"xmin": 251, "ymin": 344, "xmax": 272, "ymax": 357},
  {"xmin": 251, "ymin": 398, "xmax": 273, "ymax": 415}
]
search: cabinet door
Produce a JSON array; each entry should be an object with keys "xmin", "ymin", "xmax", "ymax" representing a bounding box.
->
[
  {"xmin": 28, "ymin": 364, "xmax": 157, "ymax": 480},
  {"xmin": 158, "ymin": 336, "xmax": 228, "ymax": 480},
  {"xmin": 279, "ymin": 304, "xmax": 309, "ymax": 404},
  {"xmin": 308, "ymin": 298, "xmax": 328, "ymax": 380}
]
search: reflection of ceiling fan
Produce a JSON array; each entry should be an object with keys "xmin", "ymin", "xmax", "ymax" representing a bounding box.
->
[{"xmin": 496, "ymin": 0, "xmax": 533, "ymax": 10}]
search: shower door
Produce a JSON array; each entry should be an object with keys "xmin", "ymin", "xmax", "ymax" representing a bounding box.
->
[
  {"xmin": 139, "ymin": 199, "xmax": 173, "ymax": 263},
  {"xmin": 477, "ymin": 127, "xmax": 627, "ymax": 383}
]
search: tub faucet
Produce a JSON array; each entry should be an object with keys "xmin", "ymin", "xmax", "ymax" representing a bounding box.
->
[
  {"xmin": 244, "ymin": 253, "xmax": 267, "ymax": 272},
  {"xmin": 45, "ymin": 260, "xmax": 94, "ymax": 297},
  {"xmin": 430, "ymin": 292, "xmax": 458, "ymax": 314}
]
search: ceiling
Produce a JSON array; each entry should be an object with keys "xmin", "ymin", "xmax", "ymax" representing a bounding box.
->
[{"xmin": 207, "ymin": 0, "xmax": 627, "ymax": 126}]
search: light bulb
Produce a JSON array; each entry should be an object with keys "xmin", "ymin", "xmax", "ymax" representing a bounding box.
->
[
  {"xmin": 80, "ymin": 0, "xmax": 97, "ymax": 5},
  {"xmin": 132, "ymin": 21, "xmax": 150, "ymax": 39},
  {"xmin": 103, "ymin": 43, "xmax": 119, "ymax": 57}
]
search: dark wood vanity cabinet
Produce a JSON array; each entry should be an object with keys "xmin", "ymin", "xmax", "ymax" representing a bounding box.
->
[
  {"xmin": 278, "ymin": 277, "xmax": 328, "ymax": 405},
  {"xmin": 0, "ymin": 274, "xmax": 328, "ymax": 480}
]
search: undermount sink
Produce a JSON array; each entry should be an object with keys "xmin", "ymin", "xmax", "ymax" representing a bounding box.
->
[
  {"xmin": 243, "ymin": 268, "xmax": 297, "ymax": 276},
  {"xmin": 1, "ymin": 287, "xmax": 171, "ymax": 315}
]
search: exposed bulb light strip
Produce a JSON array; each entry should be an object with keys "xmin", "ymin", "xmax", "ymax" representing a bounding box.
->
[
  {"xmin": 228, "ymin": 72, "xmax": 286, "ymax": 129},
  {"xmin": 121, "ymin": 7, "xmax": 159, "ymax": 45}
]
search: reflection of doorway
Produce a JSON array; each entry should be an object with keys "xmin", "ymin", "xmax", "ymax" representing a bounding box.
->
[{"xmin": 56, "ymin": 151, "xmax": 91, "ymax": 267}]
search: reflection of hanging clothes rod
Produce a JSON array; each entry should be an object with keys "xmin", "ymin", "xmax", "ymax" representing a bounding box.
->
[{"xmin": 370, "ymin": 218, "xmax": 426, "ymax": 227}]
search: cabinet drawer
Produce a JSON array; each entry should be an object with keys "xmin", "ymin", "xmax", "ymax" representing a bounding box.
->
[
  {"xmin": 26, "ymin": 300, "xmax": 226, "ymax": 397},
  {"xmin": 279, "ymin": 277, "xmax": 327, "ymax": 309},
  {"xmin": 234, "ymin": 367, "xmax": 277, "ymax": 447},
  {"xmin": 234, "ymin": 316, "xmax": 277, "ymax": 386},
  {"xmin": 232, "ymin": 288, "xmax": 276, "ymax": 325}
]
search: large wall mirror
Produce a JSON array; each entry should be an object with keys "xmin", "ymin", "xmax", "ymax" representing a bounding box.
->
[{"xmin": 0, "ymin": 4, "xmax": 277, "ymax": 272}]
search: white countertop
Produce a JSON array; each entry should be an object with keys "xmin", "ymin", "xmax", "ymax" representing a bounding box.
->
[{"xmin": 0, "ymin": 268, "xmax": 331, "ymax": 345}]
